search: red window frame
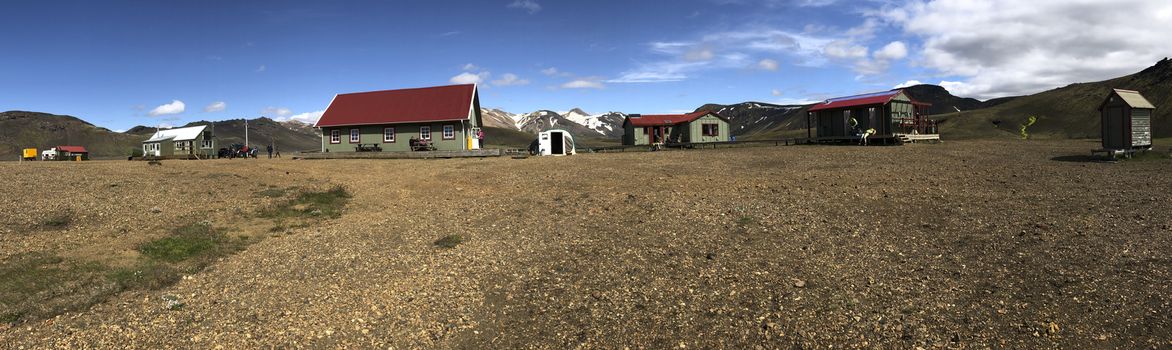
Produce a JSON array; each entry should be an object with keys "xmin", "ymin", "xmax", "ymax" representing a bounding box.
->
[
  {"xmin": 420, "ymin": 126, "xmax": 432, "ymax": 140},
  {"xmin": 383, "ymin": 127, "xmax": 396, "ymax": 143},
  {"xmin": 442, "ymin": 125, "xmax": 455, "ymax": 140},
  {"xmin": 330, "ymin": 129, "xmax": 341, "ymax": 144},
  {"xmin": 349, "ymin": 128, "xmax": 360, "ymax": 143}
]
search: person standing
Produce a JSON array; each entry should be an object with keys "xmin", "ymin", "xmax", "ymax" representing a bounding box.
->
[
  {"xmin": 476, "ymin": 128, "xmax": 485, "ymax": 148},
  {"xmin": 266, "ymin": 144, "xmax": 273, "ymax": 159}
]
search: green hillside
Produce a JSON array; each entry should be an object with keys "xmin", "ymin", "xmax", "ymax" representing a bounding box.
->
[
  {"xmin": 0, "ymin": 111, "xmax": 141, "ymax": 159},
  {"xmin": 939, "ymin": 58, "xmax": 1172, "ymax": 139}
]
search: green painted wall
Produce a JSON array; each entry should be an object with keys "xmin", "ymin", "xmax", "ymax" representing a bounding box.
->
[
  {"xmin": 686, "ymin": 114, "xmax": 730, "ymax": 143},
  {"xmin": 623, "ymin": 123, "xmax": 652, "ymax": 145},
  {"xmin": 322, "ymin": 123, "xmax": 469, "ymax": 152}
]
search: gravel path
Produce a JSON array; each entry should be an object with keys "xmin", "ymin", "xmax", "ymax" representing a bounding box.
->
[{"xmin": 1, "ymin": 140, "xmax": 1169, "ymax": 348}]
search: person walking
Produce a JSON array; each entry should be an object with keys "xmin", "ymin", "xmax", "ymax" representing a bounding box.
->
[{"xmin": 266, "ymin": 144, "xmax": 273, "ymax": 159}]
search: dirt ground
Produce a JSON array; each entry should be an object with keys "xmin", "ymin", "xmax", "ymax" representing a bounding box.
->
[{"xmin": 1, "ymin": 140, "xmax": 1169, "ymax": 349}]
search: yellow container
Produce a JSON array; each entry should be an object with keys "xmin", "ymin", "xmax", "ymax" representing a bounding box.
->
[
  {"xmin": 22, "ymin": 148, "xmax": 37, "ymax": 159},
  {"xmin": 75, "ymin": 155, "xmax": 82, "ymax": 161}
]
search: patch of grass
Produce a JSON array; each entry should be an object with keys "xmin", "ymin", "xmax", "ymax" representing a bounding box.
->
[
  {"xmin": 255, "ymin": 188, "xmax": 287, "ymax": 198},
  {"xmin": 138, "ymin": 222, "xmax": 228, "ymax": 263},
  {"xmin": 40, "ymin": 212, "xmax": 73, "ymax": 229},
  {"xmin": 108, "ymin": 261, "xmax": 182, "ymax": 290},
  {"xmin": 1125, "ymin": 150, "xmax": 1171, "ymax": 162},
  {"xmin": 737, "ymin": 216, "xmax": 755, "ymax": 226},
  {"xmin": 0, "ymin": 253, "xmax": 118, "ymax": 324},
  {"xmin": 259, "ymin": 186, "xmax": 351, "ymax": 220},
  {"xmin": 435, "ymin": 234, "xmax": 464, "ymax": 249}
]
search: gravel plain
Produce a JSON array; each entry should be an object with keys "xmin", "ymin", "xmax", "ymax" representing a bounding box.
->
[{"xmin": 0, "ymin": 139, "xmax": 1169, "ymax": 349}]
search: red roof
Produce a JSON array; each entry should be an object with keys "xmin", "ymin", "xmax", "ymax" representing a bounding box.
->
[
  {"xmin": 56, "ymin": 146, "xmax": 87, "ymax": 153},
  {"xmin": 315, "ymin": 84, "xmax": 478, "ymax": 128},
  {"xmin": 626, "ymin": 110, "xmax": 721, "ymax": 127},
  {"xmin": 807, "ymin": 90, "xmax": 907, "ymax": 112}
]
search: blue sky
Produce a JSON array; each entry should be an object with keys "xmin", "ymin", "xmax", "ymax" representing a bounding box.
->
[{"xmin": 2, "ymin": 0, "xmax": 1169, "ymax": 130}]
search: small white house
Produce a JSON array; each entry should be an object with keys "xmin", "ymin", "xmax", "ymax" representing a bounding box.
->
[
  {"xmin": 535, "ymin": 129, "xmax": 575, "ymax": 156},
  {"xmin": 142, "ymin": 125, "xmax": 216, "ymax": 158}
]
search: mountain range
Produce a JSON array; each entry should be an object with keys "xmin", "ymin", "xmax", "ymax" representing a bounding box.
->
[{"xmin": 3, "ymin": 59, "xmax": 1168, "ymax": 158}]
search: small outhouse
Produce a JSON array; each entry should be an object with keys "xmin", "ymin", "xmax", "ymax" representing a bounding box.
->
[
  {"xmin": 532, "ymin": 129, "xmax": 575, "ymax": 156},
  {"xmin": 1099, "ymin": 89, "xmax": 1154, "ymax": 151}
]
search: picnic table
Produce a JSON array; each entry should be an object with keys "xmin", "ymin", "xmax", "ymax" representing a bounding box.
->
[
  {"xmin": 410, "ymin": 138, "xmax": 436, "ymax": 151},
  {"xmin": 355, "ymin": 143, "xmax": 382, "ymax": 152}
]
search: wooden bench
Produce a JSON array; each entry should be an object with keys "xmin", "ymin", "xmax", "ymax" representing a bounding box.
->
[{"xmin": 355, "ymin": 143, "xmax": 382, "ymax": 152}]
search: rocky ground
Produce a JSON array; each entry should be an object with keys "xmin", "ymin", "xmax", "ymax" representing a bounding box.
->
[{"xmin": 0, "ymin": 140, "xmax": 1169, "ymax": 349}]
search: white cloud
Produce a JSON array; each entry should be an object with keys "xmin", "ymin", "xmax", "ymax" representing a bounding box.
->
[
  {"xmin": 757, "ymin": 59, "xmax": 780, "ymax": 71},
  {"xmin": 608, "ymin": 61, "xmax": 702, "ymax": 83},
  {"xmin": 684, "ymin": 47, "xmax": 716, "ymax": 61},
  {"xmin": 507, "ymin": 0, "xmax": 541, "ymax": 14},
  {"xmin": 541, "ymin": 67, "xmax": 560, "ymax": 76},
  {"xmin": 873, "ymin": 41, "xmax": 907, "ymax": 60},
  {"xmin": 771, "ymin": 89, "xmax": 783, "ymax": 96},
  {"xmin": 823, "ymin": 40, "xmax": 868, "ymax": 59},
  {"xmin": 893, "ymin": 80, "xmax": 925, "ymax": 89},
  {"xmin": 255, "ymin": 65, "xmax": 266, "ymax": 72},
  {"xmin": 149, "ymin": 100, "xmax": 185, "ymax": 116},
  {"xmin": 277, "ymin": 110, "xmax": 325, "ymax": 124},
  {"xmin": 462, "ymin": 63, "xmax": 479, "ymax": 71},
  {"xmin": 561, "ymin": 78, "xmax": 605, "ymax": 89},
  {"xmin": 881, "ymin": 0, "xmax": 1172, "ymax": 99},
  {"xmin": 157, "ymin": 122, "xmax": 175, "ymax": 129},
  {"xmin": 203, "ymin": 101, "xmax": 226, "ymax": 113},
  {"xmin": 450, "ymin": 71, "xmax": 490, "ymax": 85},
  {"xmin": 261, "ymin": 107, "xmax": 293, "ymax": 117},
  {"xmin": 492, "ymin": 73, "xmax": 530, "ymax": 86}
]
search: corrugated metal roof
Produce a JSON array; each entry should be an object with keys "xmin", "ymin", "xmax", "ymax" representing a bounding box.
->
[
  {"xmin": 807, "ymin": 90, "xmax": 903, "ymax": 112},
  {"xmin": 145, "ymin": 125, "xmax": 208, "ymax": 142},
  {"xmin": 314, "ymin": 84, "xmax": 477, "ymax": 128},
  {"xmin": 627, "ymin": 110, "xmax": 720, "ymax": 127},
  {"xmin": 1114, "ymin": 89, "xmax": 1155, "ymax": 109},
  {"xmin": 56, "ymin": 146, "xmax": 87, "ymax": 153}
]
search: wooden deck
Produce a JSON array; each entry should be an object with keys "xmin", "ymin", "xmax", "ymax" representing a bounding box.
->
[
  {"xmin": 293, "ymin": 149, "xmax": 504, "ymax": 160},
  {"xmin": 896, "ymin": 133, "xmax": 942, "ymax": 143},
  {"xmin": 812, "ymin": 133, "xmax": 941, "ymax": 144}
]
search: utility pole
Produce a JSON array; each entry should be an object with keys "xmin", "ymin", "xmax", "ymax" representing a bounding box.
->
[{"xmin": 245, "ymin": 118, "xmax": 250, "ymax": 147}]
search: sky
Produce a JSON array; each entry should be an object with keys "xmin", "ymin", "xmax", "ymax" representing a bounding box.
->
[{"xmin": 1, "ymin": 0, "xmax": 1170, "ymax": 131}]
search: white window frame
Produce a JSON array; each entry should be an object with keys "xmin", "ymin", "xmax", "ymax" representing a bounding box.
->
[
  {"xmin": 201, "ymin": 140, "xmax": 213, "ymax": 149},
  {"xmin": 330, "ymin": 129, "xmax": 341, "ymax": 144},
  {"xmin": 442, "ymin": 125, "xmax": 455, "ymax": 140},
  {"xmin": 383, "ymin": 127, "xmax": 396, "ymax": 143},
  {"xmin": 420, "ymin": 126, "xmax": 432, "ymax": 140},
  {"xmin": 349, "ymin": 128, "xmax": 360, "ymax": 143}
]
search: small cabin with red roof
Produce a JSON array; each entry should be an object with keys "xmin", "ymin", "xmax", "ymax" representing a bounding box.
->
[
  {"xmin": 622, "ymin": 110, "xmax": 730, "ymax": 146},
  {"xmin": 42, "ymin": 146, "xmax": 89, "ymax": 160},
  {"xmin": 314, "ymin": 84, "xmax": 484, "ymax": 152},
  {"xmin": 806, "ymin": 89, "xmax": 936, "ymax": 143}
]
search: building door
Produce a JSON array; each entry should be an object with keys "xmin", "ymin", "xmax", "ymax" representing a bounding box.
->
[
  {"xmin": 1105, "ymin": 107, "xmax": 1124, "ymax": 148},
  {"xmin": 550, "ymin": 132, "xmax": 564, "ymax": 155}
]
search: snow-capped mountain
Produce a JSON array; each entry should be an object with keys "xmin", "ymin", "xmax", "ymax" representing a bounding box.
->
[
  {"xmin": 695, "ymin": 102, "xmax": 809, "ymax": 136},
  {"xmin": 480, "ymin": 108, "xmax": 627, "ymax": 138},
  {"xmin": 480, "ymin": 102, "xmax": 808, "ymax": 139}
]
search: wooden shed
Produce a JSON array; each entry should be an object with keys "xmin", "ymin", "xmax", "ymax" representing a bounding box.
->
[
  {"xmin": 1099, "ymin": 89, "xmax": 1154, "ymax": 151},
  {"xmin": 806, "ymin": 89, "xmax": 936, "ymax": 144},
  {"xmin": 621, "ymin": 110, "xmax": 730, "ymax": 146}
]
